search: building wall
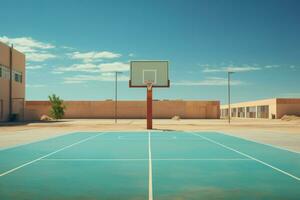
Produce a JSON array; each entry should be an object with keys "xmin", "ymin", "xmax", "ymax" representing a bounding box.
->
[
  {"xmin": 25, "ymin": 100, "xmax": 220, "ymax": 120},
  {"xmin": 0, "ymin": 42, "xmax": 25, "ymax": 121},
  {"xmin": 220, "ymin": 99, "xmax": 277, "ymax": 119},
  {"xmin": 221, "ymin": 98, "xmax": 300, "ymax": 119},
  {"xmin": 277, "ymin": 99, "xmax": 300, "ymax": 118}
]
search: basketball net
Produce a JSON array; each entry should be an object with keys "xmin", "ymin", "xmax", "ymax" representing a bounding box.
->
[{"xmin": 145, "ymin": 81, "xmax": 154, "ymax": 91}]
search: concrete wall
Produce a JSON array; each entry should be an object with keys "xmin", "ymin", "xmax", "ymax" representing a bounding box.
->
[
  {"xmin": 0, "ymin": 42, "xmax": 26, "ymax": 121},
  {"xmin": 25, "ymin": 100, "xmax": 220, "ymax": 120},
  {"xmin": 277, "ymin": 98, "xmax": 300, "ymax": 118}
]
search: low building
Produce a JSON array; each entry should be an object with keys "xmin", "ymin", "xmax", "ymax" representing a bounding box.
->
[
  {"xmin": 0, "ymin": 42, "xmax": 26, "ymax": 121},
  {"xmin": 221, "ymin": 98, "xmax": 300, "ymax": 119}
]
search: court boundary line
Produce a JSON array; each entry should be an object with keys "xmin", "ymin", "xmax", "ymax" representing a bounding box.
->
[
  {"xmin": 217, "ymin": 131, "xmax": 300, "ymax": 155},
  {"xmin": 41, "ymin": 158, "xmax": 252, "ymax": 161},
  {"xmin": 190, "ymin": 132, "xmax": 300, "ymax": 181},
  {"xmin": 0, "ymin": 131, "xmax": 79, "ymax": 152},
  {"xmin": 0, "ymin": 133, "xmax": 105, "ymax": 177},
  {"xmin": 148, "ymin": 131, "xmax": 153, "ymax": 200},
  {"xmin": 188, "ymin": 131, "xmax": 300, "ymax": 155}
]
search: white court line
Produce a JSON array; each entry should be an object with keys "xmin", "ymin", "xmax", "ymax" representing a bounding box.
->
[
  {"xmin": 153, "ymin": 158, "xmax": 251, "ymax": 161},
  {"xmin": 148, "ymin": 131, "xmax": 153, "ymax": 200},
  {"xmin": 40, "ymin": 158, "xmax": 251, "ymax": 161},
  {"xmin": 42, "ymin": 158, "xmax": 148, "ymax": 161},
  {"xmin": 0, "ymin": 131, "xmax": 78, "ymax": 151},
  {"xmin": 217, "ymin": 131, "xmax": 300, "ymax": 155},
  {"xmin": 189, "ymin": 131, "xmax": 300, "ymax": 155},
  {"xmin": 190, "ymin": 133, "xmax": 300, "ymax": 181},
  {"xmin": 0, "ymin": 133, "xmax": 104, "ymax": 177}
]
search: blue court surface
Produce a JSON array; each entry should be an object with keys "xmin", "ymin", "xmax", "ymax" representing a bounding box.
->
[{"xmin": 0, "ymin": 131, "xmax": 300, "ymax": 199}]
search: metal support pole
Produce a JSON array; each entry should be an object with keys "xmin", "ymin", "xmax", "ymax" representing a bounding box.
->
[
  {"xmin": 9, "ymin": 44, "xmax": 13, "ymax": 121},
  {"xmin": 228, "ymin": 71, "xmax": 234, "ymax": 124},
  {"xmin": 227, "ymin": 72, "xmax": 234, "ymax": 124},
  {"xmin": 228, "ymin": 72, "xmax": 230, "ymax": 124},
  {"xmin": 147, "ymin": 88, "xmax": 153, "ymax": 129},
  {"xmin": 115, "ymin": 72, "xmax": 118, "ymax": 124}
]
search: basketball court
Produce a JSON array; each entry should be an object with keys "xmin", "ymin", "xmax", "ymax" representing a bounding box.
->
[
  {"xmin": 1, "ymin": 61, "xmax": 300, "ymax": 199},
  {"xmin": 0, "ymin": 131, "xmax": 300, "ymax": 199}
]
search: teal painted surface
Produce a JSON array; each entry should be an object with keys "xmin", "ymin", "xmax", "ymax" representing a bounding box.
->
[
  {"xmin": 153, "ymin": 160, "xmax": 300, "ymax": 200},
  {"xmin": 151, "ymin": 132, "xmax": 245, "ymax": 159},
  {"xmin": 0, "ymin": 161, "xmax": 148, "ymax": 200},
  {"xmin": 0, "ymin": 132, "xmax": 95, "ymax": 174},
  {"xmin": 198, "ymin": 132, "xmax": 300, "ymax": 177},
  {"xmin": 48, "ymin": 132, "xmax": 148, "ymax": 159},
  {"xmin": 152, "ymin": 132, "xmax": 300, "ymax": 200},
  {"xmin": 1, "ymin": 131, "xmax": 300, "ymax": 199}
]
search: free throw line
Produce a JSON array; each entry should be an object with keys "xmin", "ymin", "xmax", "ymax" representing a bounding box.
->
[
  {"xmin": 0, "ymin": 133, "xmax": 104, "ymax": 177},
  {"xmin": 190, "ymin": 133, "xmax": 300, "ymax": 181}
]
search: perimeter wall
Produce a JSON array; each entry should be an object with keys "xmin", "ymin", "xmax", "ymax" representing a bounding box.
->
[
  {"xmin": 277, "ymin": 98, "xmax": 300, "ymax": 118},
  {"xmin": 24, "ymin": 100, "xmax": 220, "ymax": 120}
]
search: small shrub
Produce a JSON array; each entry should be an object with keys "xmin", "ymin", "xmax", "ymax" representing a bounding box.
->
[{"xmin": 48, "ymin": 94, "xmax": 66, "ymax": 119}]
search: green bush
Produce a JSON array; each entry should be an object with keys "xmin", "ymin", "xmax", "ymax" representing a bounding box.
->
[{"xmin": 48, "ymin": 94, "xmax": 66, "ymax": 119}]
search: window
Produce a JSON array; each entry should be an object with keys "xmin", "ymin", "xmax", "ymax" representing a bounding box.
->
[
  {"xmin": 221, "ymin": 108, "xmax": 229, "ymax": 117},
  {"xmin": 257, "ymin": 105, "xmax": 269, "ymax": 118},
  {"xmin": 246, "ymin": 106, "xmax": 256, "ymax": 118},
  {"xmin": 238, "ymin": 107, "xmax": 245, "ymax": 118},
  {"xmin": 0, "ymin": 65, "xmax": 10, "ymax": 79},
  {"xmin": 0, "ymin": 65, "xmax": 22, "ymax": 83},
  {"xmin": 13, "ymin": 71, "xmax": 22, "ymax": 83}
]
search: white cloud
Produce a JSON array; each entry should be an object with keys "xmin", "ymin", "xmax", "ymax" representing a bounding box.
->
[
  {"xmin": 264, "ymin": 65, "xmax": 279, "ymax": 69},
  {"xmin": 173, "ymin": 77, "xmax": 244, "ymax": 86},
  {"xmin": 26, "ymin": 65, "xmax": 43, "ymax": 70},
  {"xmin": 0, "ymin": 36, "xmax": 57, "ymax": 62},
  {"xmin": 0, "ymin": 36, "xmax": 55, "ymax": 52},
  {"xmin": 69, "ymin": 51, "xmax": 121, "ymax": 62},
  {"xmin": 26, "ymin": 84, "xmax": 46, "ymax": 88},
  {"xmin": 51, "ymin": 71, "xmax": 64, "ymax": 74},
  {"xmin": 129, "ymin": 53, "xmax": 135, "ymax": 57},
  {"xmin": 289, "ymin": 65, "xmax": 298, "ymax": 69},
  {"xmin": 55, "ymin": 63, "xmax": 100, "ymax": 73},
  {"xmin": 99, "ymin": 62, "xmax": 129, "ymax": 72},
  {"xmin": 61, "ymin": 46, "xmax": 76, "ymax": 50},
  {"xmin": 63, "ymin": 73, "xmax": 129, "ymax": 84},
  {"xmin": 26, "ymin": 53, "xmax": 56, "ymax": 62},
  {"xmin": 198, "ymin": 64, "xmax": 212, "ymax": 67},
  {"xmin": 54, "ymin": 62, "xmax": 129, "ymax": 73},
  {"xmin": 203, "ymin": 66, "xmax": 261, "ymax": 73}
]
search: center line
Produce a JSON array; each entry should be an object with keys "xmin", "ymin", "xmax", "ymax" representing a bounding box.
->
[{"xmin": 148, "ymin": 131, "xmax": 153, "ymax": 200}]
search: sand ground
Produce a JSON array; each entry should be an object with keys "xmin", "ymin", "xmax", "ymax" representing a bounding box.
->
[{"xmin": 0, "ymin": 119, "xmax": 299, "ymax": 153}]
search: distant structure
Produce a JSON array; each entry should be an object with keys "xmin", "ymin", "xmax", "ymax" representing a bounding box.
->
[
  {"xmin": 221, "ymin": 98, "xmax": 300, "ymax": 119},
  {"xmin": 0, "ymin": 41, "xmax": 25, "ymax": 121}
]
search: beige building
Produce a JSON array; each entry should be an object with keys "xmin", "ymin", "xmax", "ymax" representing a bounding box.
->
[
  {"xmin": 0, "ymin": 42, "xmax": 25, "ymax": 121},
  {"xmin": 221, "ymin": 98, "xmax": 300, "ymax": 119}
]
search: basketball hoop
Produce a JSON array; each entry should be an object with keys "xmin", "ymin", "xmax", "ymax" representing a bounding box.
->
[
  {"xmin": 129, "ymin": 61, "xmax": 170, "ymax": 130},
  {"xmin": 145, "ymin": 81, "xmax": 154, "ymax": 91}
]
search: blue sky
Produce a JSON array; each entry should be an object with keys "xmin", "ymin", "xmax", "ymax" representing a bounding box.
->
[{"xmin": 0, "ymin": 0, "xmax": 299, "ymax": 104}]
